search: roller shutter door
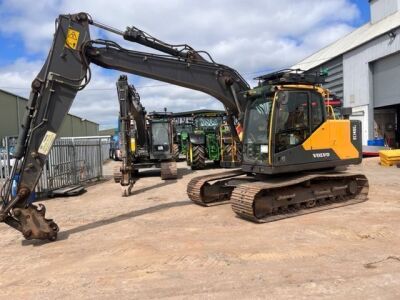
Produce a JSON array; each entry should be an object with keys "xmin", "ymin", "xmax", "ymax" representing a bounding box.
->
[{"xmin": 372, "ymin": 52, "xmax": 400, "ymax": 108}]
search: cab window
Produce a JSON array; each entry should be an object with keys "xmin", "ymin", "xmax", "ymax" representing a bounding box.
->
[
  {"xmin": 275, "ymin": 91, "xmax": 309, "ymax": 153},
  {"xmin": 311, "ymin": 92, "xmax": 324, "ymax": 130}
]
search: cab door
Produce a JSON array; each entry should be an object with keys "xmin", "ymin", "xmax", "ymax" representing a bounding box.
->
[{"xmin": 272, "ymin": 90, "xmax": 326, "ymax": 167}]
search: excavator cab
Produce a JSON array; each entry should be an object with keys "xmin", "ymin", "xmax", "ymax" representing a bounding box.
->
[
  {"xmin": 147, "ymin": 115, "xmax": 174, "ymax": 160},
  {"xmin": 241, "ymin": 70, "xmax": 363, "ymax": 175}
]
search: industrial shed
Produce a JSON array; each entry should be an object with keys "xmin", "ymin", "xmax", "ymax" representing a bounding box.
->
[
  {"xmin": 292, "ymin": 0, "xmax": 400, "ymax": 148},
  {"xmin": 0, "ymin": 89, "xmax": 99, "ymax": 142}
]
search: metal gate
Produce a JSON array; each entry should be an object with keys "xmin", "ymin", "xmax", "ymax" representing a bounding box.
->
[
  {"xmin": 0, "ymin": 136, "xmax": 16, "ymax": 184},
  {"xmin": 1, "ymin": 136, "xmax": 110, "ymax": 197}
]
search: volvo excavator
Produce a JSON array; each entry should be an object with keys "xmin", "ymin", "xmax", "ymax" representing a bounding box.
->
[
  {"xmin": 114, "ymin": 75, "xmax": 177, "ymax": 196},
  {"xmin": 0, "ymin": 12, "xmax": 368, "ymax": 241}
]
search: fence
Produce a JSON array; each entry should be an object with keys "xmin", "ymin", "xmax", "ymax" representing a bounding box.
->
[
  {"xmin": 0, "ymin": 136, "xmax": 15, "ymax": 183},
  {"xmin": 1, "ymin": 136, "xmax": 110, "ymax": 197}
]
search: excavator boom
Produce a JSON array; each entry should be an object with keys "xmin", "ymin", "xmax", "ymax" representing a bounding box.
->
[{"xmin": 114, "ymin": 75, "xmax": 147, "ymax": 193}]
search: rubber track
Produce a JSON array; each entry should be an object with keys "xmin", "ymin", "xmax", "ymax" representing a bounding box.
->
[
  {"xmin": 231, "ymin": 172, "xmax": 369, "ymax": 223},
  {"xmin": 161, "ymin": 161, "xmax": 178, "ymax": 180},
  {"xmin": 187, "ymin": 169, "xmax": 244, "ymax": 206}
]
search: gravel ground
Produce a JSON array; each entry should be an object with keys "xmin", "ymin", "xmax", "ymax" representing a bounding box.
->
[{"xmin": 0, "ymin": 157, "xmax": 399, "ymax": 299}]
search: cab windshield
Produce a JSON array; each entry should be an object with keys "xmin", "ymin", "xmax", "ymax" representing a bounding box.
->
[
  {"xmin": 194, "ymin": 117, "xmax": 222, "ymax": 128},
  {"xmin": 152, "ymin": 122, "xmax": 170, "ymax": 145}
]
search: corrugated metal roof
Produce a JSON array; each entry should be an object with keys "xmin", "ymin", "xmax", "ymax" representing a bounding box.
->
[{"xmin": 292, "ymin": 10, "xmax": 400, "ymax": 71}]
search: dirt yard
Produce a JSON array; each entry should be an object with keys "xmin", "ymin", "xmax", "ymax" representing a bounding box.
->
[{"xmin": 0, "ymin": 157, "xmax": 399, "ymax": 299}]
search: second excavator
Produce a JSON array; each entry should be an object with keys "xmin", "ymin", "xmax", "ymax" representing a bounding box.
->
[
  {"xmin": 0, "ymin": 13, "xmax": 368, "ymax": 241},
  {"xmin": 114, "ymin": 75, "xmax": 177, "ymax": 196}
]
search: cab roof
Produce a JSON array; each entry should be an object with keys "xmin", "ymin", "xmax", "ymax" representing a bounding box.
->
[{"xmin": 256, "ymin": 69, "xmax": 325, "ymax": 86}]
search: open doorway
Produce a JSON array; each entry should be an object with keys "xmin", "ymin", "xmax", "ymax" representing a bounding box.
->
[{"xmin": 373, "ymin": 105, "xmax": 400, "ymax": 148}]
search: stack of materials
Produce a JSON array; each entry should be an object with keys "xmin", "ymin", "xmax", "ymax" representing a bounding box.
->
[{"xmin": 379, "ymin": 150, "xmax": 400, "ymax": 167}]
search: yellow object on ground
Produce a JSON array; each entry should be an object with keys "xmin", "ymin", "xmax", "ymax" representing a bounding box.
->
[{"xmin": 379, "ymin": 149, "xmax": 400, "ymax": 166}]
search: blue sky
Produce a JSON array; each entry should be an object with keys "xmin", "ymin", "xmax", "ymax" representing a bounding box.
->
[
  {"xmin": 0, "ymin": 0, "xmax": 372, "ymax": 128},
  {"xmin": 353, "ymin": 0, "xmax": 371, "ymax": 24},
  {"xmin": 0, "ymin": 0, "xmax": 371, "ymax": 69}
]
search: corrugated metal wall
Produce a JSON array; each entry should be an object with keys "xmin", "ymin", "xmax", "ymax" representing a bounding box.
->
[
  {"xmin": 58, "ymin": 114, "xmax": 99, "ymax": 137},
  {"xmin": 0, "ymin": 91, "xmax": 20, "ymax": 142},
  {"xmin": 343, "ymin": 28, "xmax": 400, "ymax": 108},
  {"xmin": 0, "ymin": 89, "xmax": 99, "ymax": 142},
  {"xmin": 99, "ymin": 128, "xmax": 117, "ymax": 136},
  {"xmin": 343, "ymin": 27, "xmax": 400, "ymax": 139},
  {"xmin": 370, "ymin": 0, "xmax": 398, "ymax": 24},
  {"xmin": 306, "ymin": 56, "xmax": 344, "ymax": 99}
]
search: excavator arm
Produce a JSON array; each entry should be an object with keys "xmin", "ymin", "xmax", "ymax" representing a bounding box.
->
[
  {"xmin": 116, "ymin": 75, "xmax": 147, "ymax": 190},
  {"xmin": 0, "ymin": 12, "xmax": 250, "ymax": 241},
  {"xmin": 117, "ymin": 74, "xmax": 147, "ymax": 150}
]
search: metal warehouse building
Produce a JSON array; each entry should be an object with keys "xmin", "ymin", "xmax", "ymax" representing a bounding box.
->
[
  {"xmin": 293, "ymin": 0, "xmax": 400, "ymax": 148},
  {"xmin": 0, "ymin": 89, "xmax": 99, "ymax": 142}
]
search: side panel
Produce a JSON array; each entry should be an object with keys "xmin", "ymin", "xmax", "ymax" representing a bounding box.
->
[
  {"xmin": 302, "ymin": 120, "xmax": 360, "ymax": 160},
  {"xmin": 242, "ymin": 119, "xmax": 362, "ymax": 174},
  {"xmin": 350, "ymin": 120, "xmax": 363, "ymax": 156},
  {"xmin": 350, "ymin": 105, "xmax": 369, "ymax": 144},
  {"xmin": 206, "ymin": 133, "xmax": 220, "ymax": 161}
]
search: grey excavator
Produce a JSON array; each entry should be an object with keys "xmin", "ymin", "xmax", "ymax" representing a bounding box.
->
[
  {"xmin": 114, "ymin": 75, "xmax": 177, "ymax": 196},
  {"xmin": 0, "ymin": 13, "xmax": 368, "ymax": 241}
]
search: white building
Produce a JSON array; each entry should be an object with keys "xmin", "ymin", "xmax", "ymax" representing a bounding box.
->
[{"xmin": 292, "ymin": 0, "xmax": 400, "ymax": 147}]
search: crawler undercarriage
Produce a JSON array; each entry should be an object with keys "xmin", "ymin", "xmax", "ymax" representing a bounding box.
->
[
  {"xmin": 114, "ymin": 161, "xmax": 177, "ymax": 196},
  {"xmin": 187, "ymin": 170, "xmax": 369, "ymax": 222}
]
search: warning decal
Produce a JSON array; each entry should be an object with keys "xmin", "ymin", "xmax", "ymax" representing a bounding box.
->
[
  {"xmin": 65, "ymin": 28, "xmax": 80, "ymax": 50},
  {"xmin": 38, "ymin": 131, "xmax": 57, "ymax": 155}
]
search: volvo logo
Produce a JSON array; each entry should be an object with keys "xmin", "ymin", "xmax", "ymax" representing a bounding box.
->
[{"xmin": 313, "ymin": 152, "xmax": 330, "ymax": 158}]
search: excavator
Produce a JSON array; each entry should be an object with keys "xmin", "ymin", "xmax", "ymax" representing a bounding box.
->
[
  {"xmin": 0, "ymin": 12, "xmax": 368, "ymax": 241},
  {"xmin": 114, "ymin": 75, "xmax": 178, "ymax": 196}
]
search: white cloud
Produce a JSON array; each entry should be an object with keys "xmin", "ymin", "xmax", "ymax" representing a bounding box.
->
[
  {"xmin": 0, "ymin": 0, "xmax": 362, "ymax": 128},
  {"xmin": 0, "ymin": 58, "xmax": 44, "ymax": 92}
]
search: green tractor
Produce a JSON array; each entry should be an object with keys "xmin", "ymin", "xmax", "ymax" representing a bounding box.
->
[
  {"xmin": 173, "ymin": 119, "xmax": 193, "ymax": 160},
  {"xmin": 187, "ymin": 112, "xmax": 241, "ymax": 170},
  {"xmin": 172, "ymin": 110, "xmax": 241, "ymax": 169},
  {"xmin": 187, "ymin": 114, "xmax": 221, "ymax": 169}
]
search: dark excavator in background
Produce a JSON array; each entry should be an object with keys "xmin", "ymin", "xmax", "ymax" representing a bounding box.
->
[
  {"xmin": 114, "ymin": 75, "xmax": 177, "ymax": 196},
  {"xmin": 0, "ymin": 13, "xmax": 368, "ymax": 241}
]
